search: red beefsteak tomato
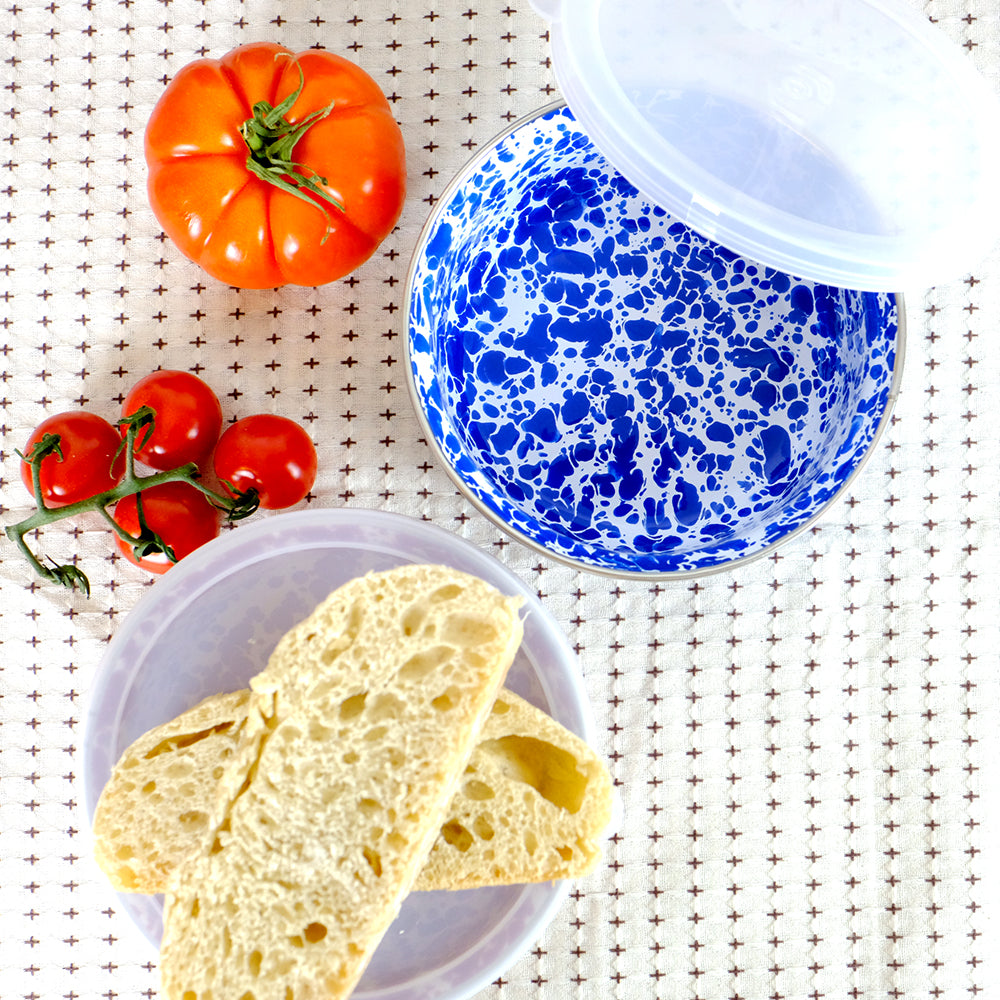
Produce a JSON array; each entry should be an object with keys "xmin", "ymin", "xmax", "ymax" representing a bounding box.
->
[{"xmin": 144, "ymin": 42, "xmax": 406, "ymax": 288}]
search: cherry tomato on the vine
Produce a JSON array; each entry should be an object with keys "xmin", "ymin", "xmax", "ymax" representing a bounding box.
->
[
  {"xmin": 213, "ymin": 414, "xmax": 317, "ymax": 510},
  {"xmin": 112, "ymin": 481, "xmax": 220, "ymax": 575},
  {"xmin": 121, "ymin": 370, "xmax": 223, "ymax": 471},
  {"xmin": 20, "ymin": 411, "xmax": 126, "ymax": 508}
]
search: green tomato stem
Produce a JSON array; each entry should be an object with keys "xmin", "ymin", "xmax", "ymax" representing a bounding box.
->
[
  {"xmin": 8, "ymin": 521, "xmax": 60, "ymax": 582},
  {"xmin": 96, "ymin": 502, "xmax": 144, "ymax": 546},
  {"xmin": 238, "ymin": 54, "xmax": 345, "ymax": 237},
  {"xmin": 29, "ymin": 445, "xmax": 50, "ymax": 511}
]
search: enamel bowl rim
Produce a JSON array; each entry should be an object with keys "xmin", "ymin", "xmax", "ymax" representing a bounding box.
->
[{"xmin": 404, "ymin": 100, "xmax": 907, "ymax": 580}]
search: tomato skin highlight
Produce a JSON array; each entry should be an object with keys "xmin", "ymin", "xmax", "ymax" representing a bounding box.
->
[
  {"xmin": 121, "ymin": 370, "xmax": 223, "ymax": 471},
  {"xmin": 20, "ymin": 411, "xmax": 126, "ymax": 508},
  {"xmin": 213, "ymin": 414, "xmax": 317, "ymax": 510},
  {"xmin": 144, "ymin": 42, "xmax": 406, "ymax": 289},
  {"xmin": 112, "ymin": 482, "xmax": 220, "ymax": 574}
]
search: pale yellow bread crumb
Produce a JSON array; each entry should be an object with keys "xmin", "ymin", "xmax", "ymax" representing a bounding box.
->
[
  {"xmin": 424, "ymin": 688, "xmax": 613, "ymax": 888},
  {"xmin": 92, "ymin": 690, "xmax": 251, "ymax": 893},
  {"xmin": 159, "ymin": 564, "xmax": 523, "ymax": 1000},
  {"xmin": 93, "ymin": 688, "xmax": 613, "ymax": 894}
]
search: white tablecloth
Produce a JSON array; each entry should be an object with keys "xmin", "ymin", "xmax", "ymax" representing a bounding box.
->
[{"xmin": 1, "ymin": 1, "xmax": 998, "ymax": 997}]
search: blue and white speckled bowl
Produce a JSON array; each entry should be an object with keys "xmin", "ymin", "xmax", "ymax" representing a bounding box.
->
[{"xmin": 406, "ymin": 104, "xmax": 905, "ymax": 578}]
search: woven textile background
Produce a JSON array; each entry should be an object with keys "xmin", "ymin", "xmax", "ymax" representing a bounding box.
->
[{"xmin": 1, "ymin": 1, "xmax": 998, "ymax": 999}]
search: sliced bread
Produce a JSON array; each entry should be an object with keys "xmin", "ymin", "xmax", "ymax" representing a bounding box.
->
[
  {"xmin": 423, "ymin": 688, "xmax": 613, "ymax": 888},
  {"xmin": 158, "ymin": 564, "xmax": 523, "ymax": 1000},
  {"xmin": 93, "ymin": 687, "xmax": 612, "ymax": 894},
  {"xmin": 92, "ymin": 689, "xmax": 251, "ymax": 893}
]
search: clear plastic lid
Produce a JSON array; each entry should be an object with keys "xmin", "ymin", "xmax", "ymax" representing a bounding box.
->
[{"xmin": 530, "ymin": 0, "xmax": 1000, "ymax": 290}]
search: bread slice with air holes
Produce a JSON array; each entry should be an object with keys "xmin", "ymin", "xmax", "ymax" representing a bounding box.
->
[
  {"xmin": 424, "ymin": 687, "xmax": 612, "ymax": 888},
  {"xmin": 92, "ymin": 689, "xmax": 252, "ymax": 893},
  {"xmin": 93, "ymin": 687, "xmax": 612, "ymax": 895},
  {"xmin": 158, "ymin": 564, "xmax": 523, "ymax": 1000}
]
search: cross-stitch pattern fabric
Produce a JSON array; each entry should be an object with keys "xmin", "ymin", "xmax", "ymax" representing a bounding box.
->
[{"xmin": 1, "ymin": 2, "xmax": 998, "ymax": 998}]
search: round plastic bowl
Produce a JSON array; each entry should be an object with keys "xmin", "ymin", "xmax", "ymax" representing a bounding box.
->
[
  {"xmin": 406, "ymin": 104, "xmax": 905, "ymax": 579},
  {"xmin": 82, "ymin": 509, "xmax": 592, "ymax": 1000}
]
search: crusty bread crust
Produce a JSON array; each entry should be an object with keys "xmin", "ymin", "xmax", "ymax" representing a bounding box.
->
[{"xmin": 158, "ymin": 565, "xmax": 523, "ymax": 1000}]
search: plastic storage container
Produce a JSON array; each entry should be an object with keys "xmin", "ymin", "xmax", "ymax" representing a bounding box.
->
[
  {"xmin": 530, "ymin": 0, "xmax": 1000, "ymax": 290},
  {"xmin": 82, "ymin": 509, "xmax": 596, "ymax": 1000}
]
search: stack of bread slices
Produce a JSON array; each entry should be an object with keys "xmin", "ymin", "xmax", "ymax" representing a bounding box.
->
[{"xmin": 92, "ymin": 564, "xmax": 613, "ymax": 1000}]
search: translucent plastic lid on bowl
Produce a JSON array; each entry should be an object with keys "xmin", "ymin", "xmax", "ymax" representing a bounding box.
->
[{"xmin": 529, "ymin": 0, "xmax": 1000, "ymax": 290}]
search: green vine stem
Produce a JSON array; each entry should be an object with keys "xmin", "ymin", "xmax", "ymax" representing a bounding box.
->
[
  {"xmin": 5, "ymin": 407, "xmax": 259, "ymax": 597},
  {"xmin": 239, "ymin": 54, "xmax": 344, "ymax": 241}
]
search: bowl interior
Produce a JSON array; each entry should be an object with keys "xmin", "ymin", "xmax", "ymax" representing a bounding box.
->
[
  {"xmin": 407, "ymin": 104, "xmax": 900, "ymax": 576},
  {"xmin": 82, "ymin": 510, "xmax": 588, "ymax": 1000}
]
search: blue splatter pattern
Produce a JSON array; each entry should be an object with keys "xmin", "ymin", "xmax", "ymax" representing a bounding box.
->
[{"xmin": 407, "ymin": 105, "xmax": 901, "ymax": 576}]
